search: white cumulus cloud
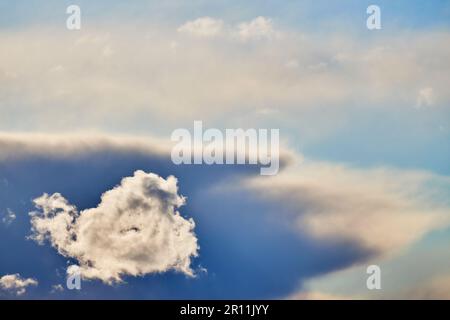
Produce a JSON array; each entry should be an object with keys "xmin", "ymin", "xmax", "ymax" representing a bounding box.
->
[
  {"xmin": 0, "ymin": 274, "xmax": 38, "ymax": 295},
  {"xmin": 29, "ymin": 170, "xmax": 199, "ymax": 284},
  {"xmin": 236, "ymin": 16, "xmax": 276, "ymax": 41},
  {"xmin": 177, "ymin": 17, "xmax": 224, "ymax": 37}
]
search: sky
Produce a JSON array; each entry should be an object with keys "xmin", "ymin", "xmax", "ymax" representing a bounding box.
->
[{"xmin": 0, "ymin": 1, "xmax": 449, "ymax": 299}]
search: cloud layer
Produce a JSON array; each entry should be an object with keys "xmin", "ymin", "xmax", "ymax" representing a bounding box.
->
[
  {"xmin": 246, "ymin": 161, "xmax": 450, "ymax": 258},
  {"xmin": 29, "ymin": 170, "xmax": 199, "ymax": 284},
  {"xmin": 1, "ymin": 21, "xmax": 449, "ymax": 131},
  {"xmin": 0, "ymin": 133, "xmax": 449, "ymax": 298}
]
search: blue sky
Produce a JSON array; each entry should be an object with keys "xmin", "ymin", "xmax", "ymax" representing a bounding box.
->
[
  {"xmin": 0, "ymin": 1, "xmax": 449, "ymax": 299},
  {"xmin": 1, "ymin": 0, "xmax": 450, "ymax": 30}
]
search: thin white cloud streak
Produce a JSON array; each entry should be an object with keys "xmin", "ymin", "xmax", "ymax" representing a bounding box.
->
[
  {"xmin": 0, "ymin": 132, "xmax": 170, "ymax": 162},
  {"xmin": 0, "ymin": 132, "xmax": 296, "ymax": 172}
]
